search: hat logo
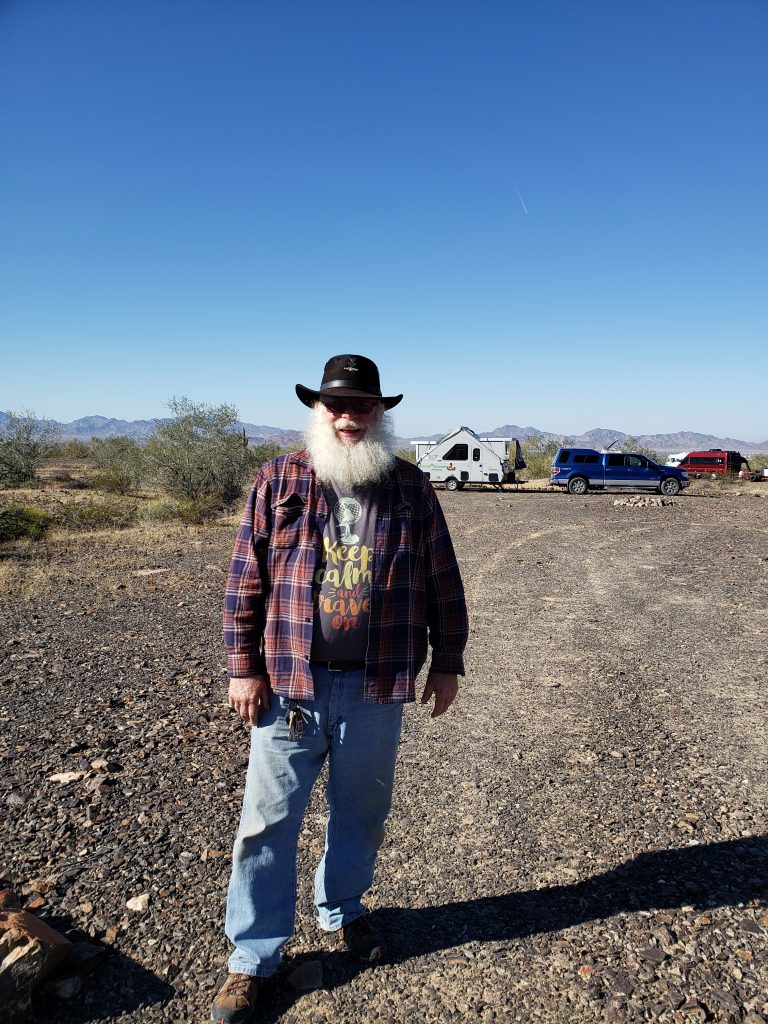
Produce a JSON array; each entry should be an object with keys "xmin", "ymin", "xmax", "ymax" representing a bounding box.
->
[{"xmin": 344, "ymin": 358, "xmax": 358, "ymax": 372}]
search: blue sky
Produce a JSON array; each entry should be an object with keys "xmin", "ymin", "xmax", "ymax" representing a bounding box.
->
[{"xmin": 1, "ymin": 0, "xmax": 766, "ymax": 440}]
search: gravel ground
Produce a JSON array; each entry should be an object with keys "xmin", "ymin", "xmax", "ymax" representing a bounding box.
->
[{"xmin": 2, "ymin": 485, "xmax": 767, "ymax": 1024}]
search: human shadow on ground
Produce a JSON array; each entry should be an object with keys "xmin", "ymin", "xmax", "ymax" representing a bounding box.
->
[
  {"xmin": 28, "ymin": 915, "xmax": 174, "ymax": 1024},
  {"xmin": 237, "ymin": 835, "xmax": 768, "ymax": 1023},
  {"xmin": 30, "ymin": 838, "xmax": 764, "ymax": 1023},
  {"xmin": 375, "ymin": 834, "xmax": 768, "ymax": 962}
]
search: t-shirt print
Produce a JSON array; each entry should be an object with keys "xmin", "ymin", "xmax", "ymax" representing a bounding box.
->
[{"xmin": 310, "ymin": 483, "xmax": 379, "ymax": 662}]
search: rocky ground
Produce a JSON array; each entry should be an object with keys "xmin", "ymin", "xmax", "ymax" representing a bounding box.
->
[{"xmin": 2, "ymin": 483, "xmax": 767, "ymax": 1023}]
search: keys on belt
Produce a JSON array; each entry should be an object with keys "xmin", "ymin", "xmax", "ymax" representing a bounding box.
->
[{"xmin": 286, "ymin": 701, "xmax": 305, "ymax": 741}]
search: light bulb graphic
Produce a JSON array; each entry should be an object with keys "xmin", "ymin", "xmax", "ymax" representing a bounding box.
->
[{"xmin": 334, "ymin": 497, "xmax": 362, "ymax": 544}]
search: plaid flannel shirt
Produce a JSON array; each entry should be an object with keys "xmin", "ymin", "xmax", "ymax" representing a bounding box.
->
[{"xmin": 223, "ymin": 450, "xmax": 468, "ymax": 703}]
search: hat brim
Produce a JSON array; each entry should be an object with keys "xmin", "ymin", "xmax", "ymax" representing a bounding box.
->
[{"xmin": 296, "ymin": 384, "xmax": 402, "ymax": 410}]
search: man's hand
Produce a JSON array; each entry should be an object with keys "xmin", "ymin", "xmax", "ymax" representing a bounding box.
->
[
  {"xmin": 228, "ymin": 675, "xmax": 271, "ymax": 725},
  {"xmin": 420, "ymin": 672, "xmax": 459, "ymax": 718}
]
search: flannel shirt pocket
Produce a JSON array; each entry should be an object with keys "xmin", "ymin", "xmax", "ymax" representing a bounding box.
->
[{"xmin": 271, "ymin": 493, "xmax": 309, "ymax": 548}]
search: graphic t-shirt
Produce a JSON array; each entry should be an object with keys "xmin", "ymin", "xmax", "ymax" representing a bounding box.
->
[{"xmin": 311, "ymin": 480, "xmax": 379, "ymax": 662}]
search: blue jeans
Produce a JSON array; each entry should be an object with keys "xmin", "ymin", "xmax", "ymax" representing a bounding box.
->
[{"xmin": 225, "ymin": 666, "xmax": 404, "ymax": 977}]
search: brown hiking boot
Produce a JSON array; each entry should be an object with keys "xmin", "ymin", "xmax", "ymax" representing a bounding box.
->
[
  {"xmin": 210, "ymin": 973, "xmax": 265, "ymax": 1024},
  {"xmin": 340, "ymin": 914, "xmax": 384, "ymax": 962}
]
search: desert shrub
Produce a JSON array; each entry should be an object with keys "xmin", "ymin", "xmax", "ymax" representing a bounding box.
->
[
  {"xmin": 748, "ymin": 453, "xmax": 768, "ymax": 474},
  {"xmin": 90, "ymin": 437, "xmax": 145, "ymax": 493},
  {"xmin": 250, "ymin": 442, "xmax": 284, "ymax": 468},
  {"xmin": 520, "ymin": 434, "xmax": 561, "ymax": 479},
  {"xmin": 47, "ymin": 439, "xmax": 92, "ymax": 460},
  {"xmin": 396, "ymin": 447, "xmax": 417, "ymax": 464},
  {"xmin": 55, "ymin": 497, "xmax": 138, "ymax": 531},
  {"xmin": 175, "ymin": 494, "xmax": 224, "ymax": 524},
  {"xmin": 144, "ymin": 397, "xmax": 258, "ymax": 504},
  {"xmin": 619, "ymin": 436, "xmax": 660, "ymax": 462},
  {"xmin": 0, "ymin": 504, "xmax": 54, "ymax": 543},
  {"xmin": 0, "ymin": 411, "xmax": 61, "ymax": 487},
  {"xmin": 138, "ymin": 500, "xmax": 180, "ymax": 523}
]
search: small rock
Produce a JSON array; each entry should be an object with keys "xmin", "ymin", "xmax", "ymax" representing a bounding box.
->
[
  {"xmin": 639, "ymin": 946, "xmax": 667, "ymax": 964},
  {"xmin": 201, "ymin": 848, "xmax": 227, "ymax": 862},
  {"xmin": 0, "ymin": 889, "xmax": 23, "ymax": 910},
  {"xmin": 0, "ymin": 910, "xmax": 72, "ymax": 998},
  {"xmin": 125, "ymin": 894, "xmax": 150, "ymax": 913},
  {"xmin": 675, "ymin": 1001, "xmax": 707, "ymax": 1023},
  {"xmin": 47, "ymin": 771, "xmax": 85, "ymax": 785},
  {"xmin": 739, "ymin": 919, "xmax": 763, "ymax": 935},
  {"xmin": 69, "ymin": 940, "xmax": 107, "ymax": 974},
  {"xmin": 710, "ymin": 987, "xmax": 741, "ymax": 1014}
]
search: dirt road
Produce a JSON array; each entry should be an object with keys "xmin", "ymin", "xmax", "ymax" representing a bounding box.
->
[{"xmin": 2, "ymin": 486, "xmax": 767, "ymax": 1022}]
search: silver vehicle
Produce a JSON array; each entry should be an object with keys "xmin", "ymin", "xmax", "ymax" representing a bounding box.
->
[{"xmin": 412, "ymin": 426, "xmax": 525, "ymax": 491}]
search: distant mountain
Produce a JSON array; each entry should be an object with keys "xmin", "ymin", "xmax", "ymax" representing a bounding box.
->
[
  {"xmin": 59, "ymin": 416, "xmax": 167, "ymax": 440},
  {"xmin": 476, "ymin": 424, "xmax": 768, "ymax": 454},
  {"xmin": 2, "ymin": 411, "xmax": 766, "ymax": 453}
]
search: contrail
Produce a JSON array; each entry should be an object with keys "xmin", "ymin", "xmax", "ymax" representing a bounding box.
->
[{"xmin": 513, "ymin": 182, "xmax": 528, "ymax": 215}]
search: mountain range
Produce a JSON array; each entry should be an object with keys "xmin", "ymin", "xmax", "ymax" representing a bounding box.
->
[{"xmin": 1, "ymin": 411, "xmax": 766, "ymax": 454}]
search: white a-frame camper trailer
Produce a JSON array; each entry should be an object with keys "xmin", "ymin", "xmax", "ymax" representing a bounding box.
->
[{"xmin": 411, "ymin": 426, "xmax": 526, "ymax": 490}]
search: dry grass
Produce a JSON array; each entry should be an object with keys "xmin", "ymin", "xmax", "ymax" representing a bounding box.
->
[{"xmin": 0, "ymin": 514, "xmax": 238, "ymax": 602}]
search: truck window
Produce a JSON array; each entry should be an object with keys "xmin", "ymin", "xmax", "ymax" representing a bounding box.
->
[
  {"xmin": 556, "ymin": 450, "xmax": 571, "ymax": 464},
  {"xmin": 607, "ymin": 454, "xmax": 624, "ymax": 467},
  {"xmin": 585, "ymin": 455, "xmax": 599, "ymax": 464},
  {"xmin": 472, "ymin": 448, "xmax": 480, "ymax": 462},
  {"xmin": 443, "ymin": 444, "xmax": 468, "ymax": 461},
  {"xmin": 627, "ymin": 456, "xmax": 646, "ymax": 467}
]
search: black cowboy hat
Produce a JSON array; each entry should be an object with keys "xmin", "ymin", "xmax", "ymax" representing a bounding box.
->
[{"xmin": 295, "ymin": 354, "xmax": 403, "ymax": 410}]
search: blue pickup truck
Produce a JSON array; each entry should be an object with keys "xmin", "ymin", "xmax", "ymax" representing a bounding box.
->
[{"xmin": 550, "ymin": 448, "xmax": 690, "ymax": 496}]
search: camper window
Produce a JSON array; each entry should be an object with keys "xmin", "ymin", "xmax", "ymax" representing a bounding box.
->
[
  {"xmin": 443, "ymin": 444, "xmax": 469, "ymax": 461},
  {"xmin": 472, "ymin": 448, "xmax": 480, "ymax": 462}
]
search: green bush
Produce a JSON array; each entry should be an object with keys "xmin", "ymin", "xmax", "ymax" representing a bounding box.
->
[
  {"xmin": 520, "ymin": 434, "xmax": 561, "ymax": 479},
  {"xmin": 47, "ymin": 439, "xmax": 92, "ymax": 460},
  {"xmin": 250, "ymin": 442, "xmax": 285, "ymax": 468},
  {"xmin": 90, "ymin": 437, "xmax": 145, "ymax": 493},
  {"xmin": 138, "ymin": 500, "xmax": 180, "ymax": 523},
  {"xmin": 55, "ymin": 497, "xmax": 138, "ymax": 531},
  {"xmin": 144, "ymin": 397, "xmax": 258, "ymax": 504},
  {"xmin": 0, "ymin": 411, "xmax": 60, "ymax": 487},
  {"xmin": 0, "ymin": 504, "xmax": 54, "ymax": 542}
]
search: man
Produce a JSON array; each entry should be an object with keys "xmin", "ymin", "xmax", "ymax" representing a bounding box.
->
[{"xmin": 211, "ymin": 355, "xmax": 468, "ymax": 1024}]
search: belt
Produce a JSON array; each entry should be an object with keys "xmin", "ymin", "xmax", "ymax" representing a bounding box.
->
[{"xmin": 311, "ymin": 660, "xmax": 366, "ymax": 672}]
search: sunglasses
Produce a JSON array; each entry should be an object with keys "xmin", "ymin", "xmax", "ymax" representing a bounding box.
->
[{"xmin": 320, "ymin": 397, "xmax": 379, "ymax": 415}]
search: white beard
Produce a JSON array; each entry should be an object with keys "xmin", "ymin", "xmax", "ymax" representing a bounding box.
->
[{"xmin": 304, "ymin": 406, "xmax": 397, "ymax": 489}]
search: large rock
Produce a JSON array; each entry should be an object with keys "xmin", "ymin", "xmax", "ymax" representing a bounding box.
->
[{"xmin": 0, "ymin": 910, "xmax": 72, "ymax": 1015}]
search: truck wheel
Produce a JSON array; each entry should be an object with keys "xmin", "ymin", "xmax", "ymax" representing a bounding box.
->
[
  {"xmin": 567, "ymin": 476, "xmax": 588, "ymax": 496},
  {"xmin": 445, "ymin": 477, "xmax": 459, "ymax": 492},
  {"xmin": 659, "ymin": 477, "xmax": 681, "ymax": 496}
]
